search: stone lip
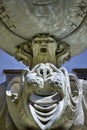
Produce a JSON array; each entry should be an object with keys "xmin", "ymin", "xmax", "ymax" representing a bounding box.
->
[{"xmin": 29, "ymin": 92, "xmax": 63, "ymax": 105}]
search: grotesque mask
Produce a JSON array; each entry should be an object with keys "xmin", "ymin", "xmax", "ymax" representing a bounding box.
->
[{"xmin": 6, "ymin": 63, "xmax": 83, "ymax": 130}]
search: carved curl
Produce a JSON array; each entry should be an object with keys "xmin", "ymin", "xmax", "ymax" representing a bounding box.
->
[
  {"xmin": 15, "ymin": 42, "xmax": 33, "ymax": 67},
  {"xmin": 56, "ymin": 42, "xmax": 71, "ymax": 67}
]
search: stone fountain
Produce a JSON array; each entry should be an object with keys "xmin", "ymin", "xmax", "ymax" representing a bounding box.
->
[{"xmin": 0, "ymin": 0, "xmax": 87, "ymax": 130}]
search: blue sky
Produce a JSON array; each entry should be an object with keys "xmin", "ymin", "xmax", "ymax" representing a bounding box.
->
[
  {"xmin": 62, "ymin": 49, "xmax": 87, "ymax": 72},
  {"xmin": 0, "ymin": 49, "xmax": 87, "ymax": 84},
  {"xmin": 0, "ymin": 49, "xmax": 26, "ymax": 83}
]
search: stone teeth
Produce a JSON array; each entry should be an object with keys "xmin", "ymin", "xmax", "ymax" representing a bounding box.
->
[
  {"xmin": 29, "ymin": 103, "xmax": 58, "ymax": 130},
  {"xmin": 34, "ymin": 105, "xmax": 57, "ymax": 116},
  {"xmin": 34, "ymin": 103, "xmax": 57, "ymax": 110},
  {"xmin": 29, "ymin": 99, "xmax": 65, "ymax": 130},
  {"xmin": 29, "ymin": 91, "xmax": 65, "ymax": 130},
  {"xmin": 36, "ymin": 114, "xmax": 54, "ymax": 122}
]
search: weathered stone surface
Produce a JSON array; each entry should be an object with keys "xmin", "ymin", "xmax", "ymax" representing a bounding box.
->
[
  {"xmin": 15, "ymin": 34, "xmax": 70, "ymax": 67},
  {"xmin": 0, "ymin": 64, "xmax": 87, "ymax": 130},
  {"xmin": 0, "ymin": 1, "xmax": 87, "ymax": 130},
  {"xmin": 0, "ymin": 0, "xmax": 87, "ymax": 58}
]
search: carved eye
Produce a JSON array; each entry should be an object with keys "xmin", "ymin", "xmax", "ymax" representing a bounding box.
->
[
  {"xmin": 34, "ymin": 40, "xmax": 41, "ymax": 44},
  {"xmin": 46, "ymin": 40, "xmax": 50, "ymax": 43}
]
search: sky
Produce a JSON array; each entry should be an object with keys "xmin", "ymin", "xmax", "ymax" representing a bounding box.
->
[
  {"xmin": 0, "ymin": 48, "xmax": 87, "ymax": 84},
  {"xmin": 62, "ymin": 49, "xmax": 87, "ymax": 72},
  {"xmin": 0, "ymin": 49, "xmax": 27, "ymax": 84}
]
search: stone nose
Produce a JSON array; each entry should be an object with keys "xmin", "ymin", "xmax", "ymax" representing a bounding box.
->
[
  {"xmin": 41, "ymin": 40, "xmax": 46, "ymax": 46},
  {"xmin": 39, "ymin": 68, "xmax": 51, "ymax": 77}
]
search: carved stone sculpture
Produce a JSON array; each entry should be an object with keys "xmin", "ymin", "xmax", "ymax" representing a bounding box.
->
[
  {"xmin": 0, "ymin": 0, "xmax": 87, "ymax": 57},
  {"xmin": 15, "ymin": 34, "xmax": 70, "ymax": 67},
  {"xmin": 0, "ymin": 0, "xmax": 87, "ymax": 130},
  {"xmin": 0, "ymin": 63, "xmax": 87, "ymax": 130}
]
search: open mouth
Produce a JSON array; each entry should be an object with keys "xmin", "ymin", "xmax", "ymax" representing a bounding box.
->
[{"xmin": 29, "ymin": 91, "xmax": 64, "ymax": 130}]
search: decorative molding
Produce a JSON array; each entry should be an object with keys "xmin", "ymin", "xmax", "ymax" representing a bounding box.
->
[
  {"xmin": 69, "ymin": 0, "xmax": 87, "ymax": 29},
  {"xmin": 0, "ymin": 4, "xmax": 16, "ymax": 30},
  {"xmin": 48, "ymin": 0, "xmax": 87, "ymax": 39},
  {"xmin": 73, "ymin": 68, "xmax": 87, "ymax": 80},
  {"xmin": 56, "ymin": 42, "xmax": 70, "ymax": 67},
  {"xmin": 0, "ymin": 0, "xmax": 87, "ymax": 39},
  {"xmin": 15, "ymin": 42, "xmax": 33, "ymax": 67}
]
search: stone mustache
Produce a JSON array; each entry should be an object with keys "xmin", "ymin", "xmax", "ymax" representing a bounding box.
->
[{"xmin": 0, "ymin": 63, "xmax": 87, "ymax": 130}]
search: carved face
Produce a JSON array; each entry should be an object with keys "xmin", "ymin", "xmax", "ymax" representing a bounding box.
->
[
  {"xmin": 15, "ymin": 34, "xmax": 70, "ymax": 68},
  {"xmin": 32, "ymin": 35, "xmax": 57, "ymax": 66},
  {"xmin": 6, "ymin": 63, "xmax": 80, "ymax": 130}
]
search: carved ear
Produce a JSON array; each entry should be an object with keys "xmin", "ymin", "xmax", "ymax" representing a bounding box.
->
[
  {"xmin": 21, "ymin": 69, "xmax": 29, "ymax": 86},
  {"xmin": 69, "ymin": 75, "xmax": 85, "ymax": 126},
  {"xmin": 69, "ymin": 74, "xmax": 79, "ymax": 98},
  {"xmin": 6, "ymin": 76, "xmax": 21, "ymax": 102}
]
